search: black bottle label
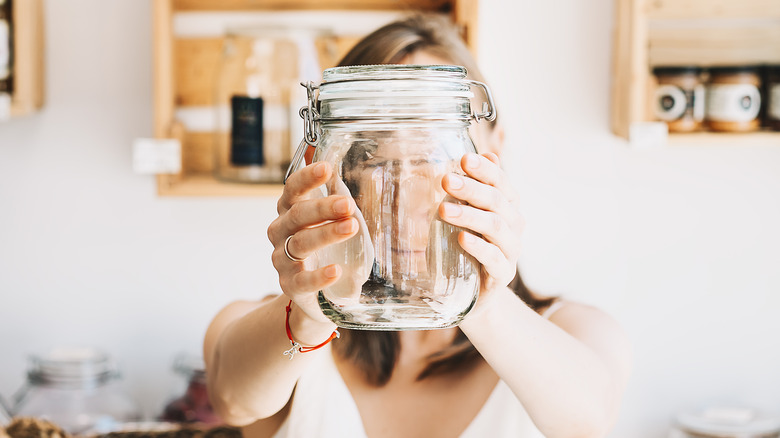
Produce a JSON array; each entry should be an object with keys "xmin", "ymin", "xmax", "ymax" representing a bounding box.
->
[{"xmin": 230, "ymin": 95, "xmax": 264, "ymax": 166}]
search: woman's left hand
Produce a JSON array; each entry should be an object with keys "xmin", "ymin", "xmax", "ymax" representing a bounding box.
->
[{"xmin": 440, "ymin": 152, "xmax": 525, "ymax": 302}]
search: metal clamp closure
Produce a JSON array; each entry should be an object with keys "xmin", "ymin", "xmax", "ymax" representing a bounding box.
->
[
  {"xmin": 468, "ymin": 80, "xmax": 497, "ymax": 123},
  {"xmin": 301, "ymin": 81, "xmax": 320, "ymax": 145}
]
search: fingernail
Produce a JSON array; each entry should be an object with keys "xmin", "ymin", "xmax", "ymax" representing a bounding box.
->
[
  {"xmin": 447, "ymin": 174, "xmax": 464, "ymax": 190},
  {"xmin": 465, "ymin": 154, "xmax": 480, "ymax": 169},
  {"xmin": 313, "ymin": 162, "xmax": 326, "ymax": 178},
  {"xmin": 325, "ymin": 265, "xmax": 339, "ymax": 278},
  {"xmin": 334, "ymin": 198, "xmax": 350, "ymax": 215},
  {"xmin": 337, "ymin": 219, "xmax": 356, "ymax": 234},
  {"xmin": 442, "ymin": 203, "xmax": 462, "ymax": 217}
]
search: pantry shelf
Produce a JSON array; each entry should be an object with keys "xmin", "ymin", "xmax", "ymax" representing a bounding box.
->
[
  {"xmin": 610, "ymin": 0, "xmax": 780, "ymax": 144},
  {"xmin": 151, "ymin": 0, "xmax": 479, "ymax": 197}
]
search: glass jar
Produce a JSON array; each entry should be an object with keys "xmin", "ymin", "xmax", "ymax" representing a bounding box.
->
[
  {"xmin": 652, "ymin": 66, "xmax": 705, "ymax": 132},
  {"xmin": 159, "ymin": 353, "xmax": 220, "ymax": 425},
  {"xmin": 11, "ymin": 347, "xmax": 141, "ymax": 435},
  {"xmin": 213, "ymin": 26, "xmax": 333, "ymax": 184},
  {"xmin": 287, "ymin": 65, "xmax": 496, "ymax": 330},
  {"xmin": 706, "ymin": 66, "xmax": 762, "ymax": 132},
  {"xmin": 670, "ymin": 407, "xmax": 780, "ymax": 438},
  {"xmin": 765, "ymin": 65, "xmax": 780, "ymax": 131}
]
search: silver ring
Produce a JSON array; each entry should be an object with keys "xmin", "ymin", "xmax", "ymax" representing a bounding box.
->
[{"xmin": 284, "ymin": 235, "xmax": 307, "ymax": 263}]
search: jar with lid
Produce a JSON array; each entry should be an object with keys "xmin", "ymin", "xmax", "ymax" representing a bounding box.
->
[
  {"xmin": 10, "ymin": 347, "xmax": 141, "ymax": 435},
  {"xmin": 652, "ymin": 66, "xmax": 705, "ymax": 132},
  {"xmin": 706, "ymin": 66, "xmax": 762, "ymax": 132},
  {"xmin": 765, "ymin": 65, "xmax": 780, "ymax": 131},
  {"xmin": 159, "ymin": 353, "xmax": 220, "ymax": 425},
  {"xmin": 287, "ymin": 64, "xmax": 495, "ymax": 330},
  {"xmin": 670, "ymin": 407, "xmax": 780, "ymax": 438},
  {"xmin": 213, "ymin": 26, "xmax": 333, "ymax": 184}
]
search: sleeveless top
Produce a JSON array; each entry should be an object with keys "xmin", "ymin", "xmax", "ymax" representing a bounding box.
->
[{"xmin": 271, "ymin": 301, "xmax": 565, "ymax": 438}]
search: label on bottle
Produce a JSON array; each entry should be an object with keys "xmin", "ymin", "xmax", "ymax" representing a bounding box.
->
[
  {"xmin": 770, "ymin": 84, "xmax": 780, "ymax": 121},
  {"xmin": 654, "ymin": 84, "xmax": 704, "ymax": 122},
  {"xmin": 706, "ymin": 83, "xmax": 761, "ymax": 122},
  {"xmin": 230, "ymin": 95, "xmax": 264, "ymax": 166}
]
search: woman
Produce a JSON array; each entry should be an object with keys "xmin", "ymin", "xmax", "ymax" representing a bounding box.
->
[{"xmin": 204, "ymin": 15, "xmax": 631, "ymax": 438}]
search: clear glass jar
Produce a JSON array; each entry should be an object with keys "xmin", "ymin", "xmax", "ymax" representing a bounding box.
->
[
  {"xmin": 288, "ymin": 65, "xmax": 496, "ymax": 330},
  {"xmin": 11, "ymin": 347, "xmax": 141, "ymax": 435},
  {"xmin": 213, "ymin": 26, "xmax": 333, "ymax": 184},
  {"xmin": 652, "ymin": 66, "xmax": 705, "ymax": 132},
  {"xmin": 706, "ymin": 66, "xmax": 762, "ymax": 132},
  {"xmin": 159, "ymin": 353, "xmax": 220, "ymax": 425}
]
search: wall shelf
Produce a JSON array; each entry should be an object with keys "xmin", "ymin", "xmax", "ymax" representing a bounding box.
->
[
  {"xmin": 5, "ymin": 0, "xmax": 45, "ymax": 118},
  {"xmin": 152, "ymin": 0, "xmax": 479, "ymax": 197},
  {"xmin": 610, "ymin": 0, "xmax": 780, "ymax": 145}
]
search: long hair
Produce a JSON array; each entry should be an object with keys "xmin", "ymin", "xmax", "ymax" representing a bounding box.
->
[{"xmin": 331, "ymin": 14, "xmax": 556, "ymax": 386}]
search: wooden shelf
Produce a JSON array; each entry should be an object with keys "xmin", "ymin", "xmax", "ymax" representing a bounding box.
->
[
  {"xmin": 152, "ymin": 0, "xmax": 479, "ymax": 197},
  {"xmin": 7, "ymin": 0, "xmax": 44, "ymax": 118},
  {"xmin": 610, "ymin": 0, "xmax": 780, "ymax": 144}
]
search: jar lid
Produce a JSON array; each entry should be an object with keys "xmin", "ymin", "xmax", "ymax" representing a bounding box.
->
[
  {"xmin": 27, "ymin": 347, "xmax": 117, "ymax": 387},
  {"xmin": 675, "ymin": 407, "xmax": 780, "ymax": 437},
  {"xmin": 708, "ymin": 65, "xmax": 762, "ymax": 75},
  {"xmin": 652, "ymin": 66, "xmax": 703, "ymax": 76},
  {"xmin": 319, "ymin": 64, "xmax": 474, "ymax": 101}
]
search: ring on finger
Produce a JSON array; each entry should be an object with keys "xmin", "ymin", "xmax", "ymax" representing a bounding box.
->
[{"xmin": 284, "ymin": 235, "xmax": 307, "ymax": 263}]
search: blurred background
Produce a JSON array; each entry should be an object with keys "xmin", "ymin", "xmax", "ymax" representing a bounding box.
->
[{"xmin": 0, "ymin": 0, "xmax": 779, "ymax": 436}]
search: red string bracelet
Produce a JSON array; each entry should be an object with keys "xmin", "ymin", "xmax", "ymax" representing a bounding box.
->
[{"xmin": 283, "ymin": 300, "xmax": 340, "ymax": 360}]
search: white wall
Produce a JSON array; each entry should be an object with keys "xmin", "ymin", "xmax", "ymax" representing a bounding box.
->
[{"xmin": 0, "ymin": 0, "xmax": 779, "ymax": 435}]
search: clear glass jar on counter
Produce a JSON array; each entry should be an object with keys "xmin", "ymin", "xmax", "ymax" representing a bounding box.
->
[
  {"xmin": 670, "ymin": 407, "xmax": 780, "ymax": 438},
  {"xmin": 286, "ymin": 65, "xmax": 496, "ymax": 330},
  {"xmin": 11, "ymin": 347, "xmax": 141, "ymax": 435},
  {"xmin": 706, "ymin": 66, "xmax": 762, "ymax": 132},
  {"xmin": 159, "ymin": 353, "xmax": 220, "ymax": 426},
  {"xmin": 213, "ymin": 26, "xmax": 333, "ymax": 184},
  {"xmin": 652, "ymin": 66, "xmax": 705, "ymax": 132}
]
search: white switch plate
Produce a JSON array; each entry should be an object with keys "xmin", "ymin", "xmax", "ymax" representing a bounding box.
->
[{"xmin": 132, "ymin": 138, "xmax": 181, "ymax": 174}]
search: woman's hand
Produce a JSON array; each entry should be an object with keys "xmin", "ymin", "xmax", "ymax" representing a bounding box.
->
[
  {"xmin": 267, "ymin": 162, "xmax": 360, "ymax": 324},
  {"xmin": 439, "ymin": 152, "xmax": 525, "ymax": 303}
]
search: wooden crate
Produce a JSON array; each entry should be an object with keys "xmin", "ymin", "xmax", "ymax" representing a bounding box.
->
[
  {"xmin": 8, "ymin": 0, "xmax": 45, "ymax": 117},
  {"xmin": 152, "ymin": 0, "xmax": 479, "ymax": 197},
  {"xmin": 610, "ymin": 0, "xmax": 780, "ymax": 144}
]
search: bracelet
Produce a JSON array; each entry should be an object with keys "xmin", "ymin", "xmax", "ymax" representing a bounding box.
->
[{"xmin": 282, "ymin": 300, "xmax": 339, "ymax": 360}]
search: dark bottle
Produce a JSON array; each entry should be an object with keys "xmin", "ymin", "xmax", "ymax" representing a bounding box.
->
[
  {"xmin": 0, "ymin": 0, "xmax": 12, "ymax": 96},
  {"xmin": 160, "ymin": 354, "xmax": 221, "ymax": 425}
]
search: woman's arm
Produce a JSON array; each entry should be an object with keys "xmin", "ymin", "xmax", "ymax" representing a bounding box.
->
[
  {"xmin": 203, "ymin": 162, "xmax": 359, "ymax": 425},
  {"xmin": 440, "ymin": 152, "xmax": 631, "ymax": 438}
]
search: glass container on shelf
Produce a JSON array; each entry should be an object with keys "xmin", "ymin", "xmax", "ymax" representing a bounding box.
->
[
  {"xmin": 287, "ymin": 65, "xmax": 496, "ymax": 330},
  {"xmin": 765, "ymin": 65, "xmax": 780, "ymax": 131},
  {"xmin": 159, "ymin": 353, "xmax": 220, "ymax": 426},
  {"xmin": 670, "ymin": 407, "xmax": 780, "ymax": 438},
  {"xmin": 213, "ymin": 26, "xmax": 332, "ymax": 184},
  {"xmin": 11, "ymin": 347, "xmax": 141, "ymax": 435},
  {"xmin": 0, "ymin": 0, "xmax": 13, "ymax": 119}
]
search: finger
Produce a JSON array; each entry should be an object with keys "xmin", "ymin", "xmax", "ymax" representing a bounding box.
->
[
  {"xmin": 442, "ymin": 173, "xmax": 520, "ymax": 225},
  {"xmin": 268, "ymin": 195, "xmax": 356, "ymax": 245},
  {"xmin": 459, "ymin": 153, "xmax": 518, "ymax": 202},
  {"xmin": 280, "ymin": 264, "xmax": 343, "ymax": 297},
  {"xmin": 458, "ymin": 231, "xmax": 516, "ymax": 286},
  {"xmin": 277, "ymin": 162, "xmax": 331, "ymax": 214},
  {"xmin": 281, "ymin": 217, "xmax": 359, "ymax": 262},
  {"xmin": 439, "ymin": 203, "xmax": 521, "ymax": 261}
]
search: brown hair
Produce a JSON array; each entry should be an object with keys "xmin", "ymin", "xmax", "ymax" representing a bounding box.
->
[{"xmin": 331, "ymin": 14, "xmax": 556, "ymax": 386}]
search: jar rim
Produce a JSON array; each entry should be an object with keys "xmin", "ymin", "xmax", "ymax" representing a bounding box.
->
[{"xmin": 322, "ymin": 64, "xmax": 467, "ymax": 82}]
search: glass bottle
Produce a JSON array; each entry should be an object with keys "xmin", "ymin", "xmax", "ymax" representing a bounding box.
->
[
  {"xmin": 213, "ymin": 26, "xmax": 332, "ymax": 184},
  {"xmin": 159, "ymin": 353, "xmax": 220, "ymax": 426},
  {"xmin": 287, "ymin": 65, "xmax": 496, "ymax": 330},
  {"xmin": 0, "ymin": 0, "xmax": 12, "ymax": 119},
  {"xmin": 12, "ymin": 347, "xmax": 141, "ymax": 435}
]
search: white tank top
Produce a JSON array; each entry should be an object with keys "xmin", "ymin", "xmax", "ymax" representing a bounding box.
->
[{"xmin": 272, "ymin": 301, "xmax": 564, "ymax": 437}]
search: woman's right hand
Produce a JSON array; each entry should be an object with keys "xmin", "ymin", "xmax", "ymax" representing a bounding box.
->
[{"xmin": 268, "ymin": 162, "xmax": 360, "ymax": 325}]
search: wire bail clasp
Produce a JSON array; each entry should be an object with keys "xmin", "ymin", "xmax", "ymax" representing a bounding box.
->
[
  {"xmin": 468, "ymin": 80, "xmax": 497, "ymax": 123},
  {"xmin": 284, "ymin": 82, "xmax": 320, "ymax": 184}
]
